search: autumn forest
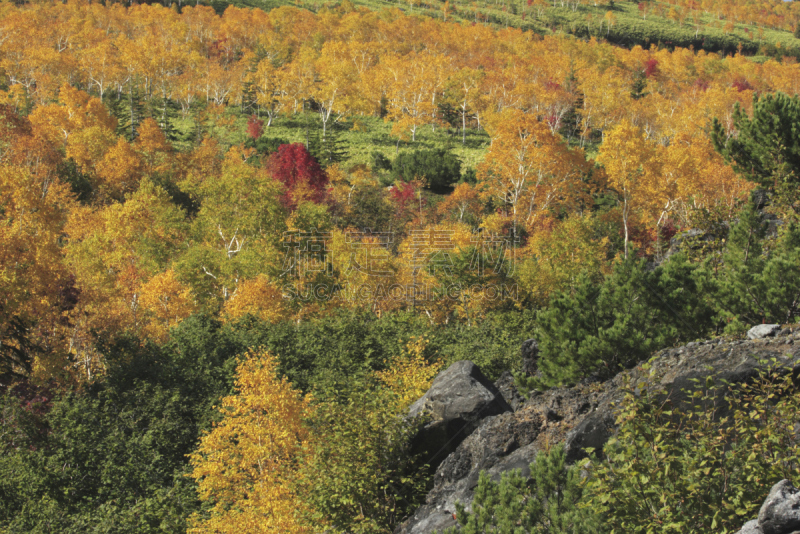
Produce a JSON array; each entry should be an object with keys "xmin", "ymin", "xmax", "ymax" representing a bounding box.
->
[{"xmin": 2, "ymin": 0, "xmax": 800, "ymax": 531}]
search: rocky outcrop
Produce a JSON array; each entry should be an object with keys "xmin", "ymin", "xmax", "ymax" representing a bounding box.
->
[
  {"xmin": 492, "ymin": 371, "xmax": 525, "ymax": 412},
  {"xmin": 408, "ymin": 361, "xmax": 511, "ymax": 471},
  {"xmin": 397, "ymin": 328, "xmax": 800, "ymax": 534},
  {"xmin": 749, "ymin": 324, "xmax": 782, "ymax": 339},
  {"xmin": 399, "ymin": 412, "xmax": 541, "ymax": 533},
  {"xmin": 735, "ymin": 479, "xmax": 800, "ymax": 534}
]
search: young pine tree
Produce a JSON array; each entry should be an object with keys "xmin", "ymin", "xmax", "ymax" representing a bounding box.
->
[
  {"xmin": 312, "ymin": 126, "xmax": 348, "ymax": 168},
  {"xmin": 710, "ymin": 202, "xmax": 800, "ymax": 331},
  {"xmin": 525, "ymin": 253, "xmax": 714, "ymax": 389},
  {"xmin": 104, "ymin": 90, "xmax": 130, "ymax": 138},
  {"xmin": 441, "ymin": 445, "xmax": 602, "ymax": 534}
]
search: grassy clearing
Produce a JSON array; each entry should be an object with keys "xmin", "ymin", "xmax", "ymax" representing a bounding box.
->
[{"xmin": 174, "ymin": 104, "xmax": 492, "ymax": 176}]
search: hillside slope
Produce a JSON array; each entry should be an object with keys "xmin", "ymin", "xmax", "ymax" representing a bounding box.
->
[
  {"xmin": 212, "ymin": 0, "xmax": 800, "ymax": 58},
  {"xmin": 398, "ymin": 326, "xmax": 800, "ymax": 533}
]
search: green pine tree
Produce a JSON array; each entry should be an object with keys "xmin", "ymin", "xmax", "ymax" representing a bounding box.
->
[
  {"xmin": 559, "ymin": 66, "xmax": 583, "ymax": 141},
  {"xmin": 154, "ymin": 95, "xmax": 180, "ymax": 143},
  {"xmin": 186, "ymin": 100, "xmax": 208, "ymax": 146},
  {"xmin": 314, "ymin": 126, "xmax": 348, "ymax": 168},
  {"xmin": 630, "ymin": 69, "xmax": 647, "ymax": 100},
  {"xmin": 126, "ymin": 81, "xmax": 146, "ymax": 141},
  {"xmin": 104, "ymin": 90, "xmax": 130, "ymax": 138},
  {"xmin": 240, "ymin": 68, "xmax": 258, "ymax": 117},
  {"xmin": 522, "ymin": 253, "xmax": 714, "ymax": 389},
  {"xmin": 440, "ymin": 445, "xmax": 603, "ymax": 534},
  {"xmin": 708, "ymin": 202, "xmax": 800, "ymax": 332},
  {"xmin": 711, "ymin": 92, "xmax": 800, "ymax": 198}
]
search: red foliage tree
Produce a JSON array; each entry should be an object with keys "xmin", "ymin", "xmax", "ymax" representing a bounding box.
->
[
  {"xmin": 732, "ymin": 77, "xmax": 754, "ymax": 92},
  {"xmin": 389, "ymin": 181, "xmax": 418, "ymax": 211},
  {"xmin": 693, "ymin": 78, "xmax": 710, "ymax": 92},
  {"xmin": 644, "ymin": 58, "xmax": 659, "ymax": 78},
  {"xmin": 389, "ymin": 181, "xmax": 423, "ymax": 225},
  {"xmin": 246, "ymin": 115, "xmax": 264, "ymax": 140},
  {"xmin": 268, "ymin": 143, "xmax": 328, "ymax": 209}
]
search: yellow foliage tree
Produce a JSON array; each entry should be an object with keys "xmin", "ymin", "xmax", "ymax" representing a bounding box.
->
[
  {"xmin": 479, "ymin": 109, "xmax": 592, "ymax": 235},
  {"xmin": 189, "ymin": 349, "xmax": 314, "ymax": 534},
  {"xmin": 136, "ymin": 117, "xmax": 174, "ymax": 177},
  {"xmin": 222, "ymin": 274, "xmax": 291, "ymax": 324},
  {"xmin": 375, "ymin": 336, "xmax": 441, "ymax": 411},
  {"xmin": 597, "ymin": 119, "xmax": 662, "ymax": 258},
  {"xmin": 436, "ymin": 182, "xmax": 482, "ymax": 222},
  {"xmin": 28, "ymin": 84, "xmax": 116, "ymax": 146},
  {"xmin": 0, "ymin": 163, "xmax": 74, "ymax": 380},
  {"xmin": 138, "ymin": 268, "xmax": 197, "ymax": 343},
  {"xmin": 517, "ymin": 214, "xmax": 611, "ymax": 306},
  {"xmin": 95, "ymin": 137, "xmax": 144, "ymax": 200},
  {"xmin": 65, "ymin": 125, "xmax": 116, "ymax": 176}
]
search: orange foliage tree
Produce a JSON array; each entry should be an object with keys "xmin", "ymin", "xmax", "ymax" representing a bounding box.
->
[{"xmin": 479, "ymin": 109, "xmax": 593, "ymax": 235}]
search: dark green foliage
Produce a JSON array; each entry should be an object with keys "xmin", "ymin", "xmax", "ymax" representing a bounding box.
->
[
  {"xmin": 239, "ymin": 65, "xmax": 258, "ymax": 117},
  {"xmin": 57, "ymin": 158, "xmax": 94, "ymax": 203},
  {"xmin": 392, "ymin": 148, "xmax": 462, "ymax": 192},
  {"xmin": 585, "ymin": 365, "xmax": 800, "ymax": 533},
  {"xmin": 339, "ymin": 184, "xmax": 394, "ymax": 232},
  {"xmin": 441, "ymin": 445, "xmax": 602, "ymax": 534},
  {"xmin": 104, "ymin": 90, "xmax": 130, "ymax": 138},
  {"xmin": 298, "ymin": 380, "xmax": 429, "ymax": 534},
  {"xmin": 703, "ymin": 203, "xmax": 800, "ymax": 332},
  {"xmin": 559, "ymin": 69, "xmax": 582, "ymax": 142},
  {"xmin": 712, "ymin": 92, "xmax": 800, "ymax": 196},
  {"xmin": 244, "ymin": 135, "xmax": 290, "ymax": 157},
  {"xmin": 630, "ymin": 69, "xmax": 647, "ymax": 100},
  {"xmin": 0, "ymin": 315, "xmax": 249, "ymax": 533},
  {"xmin": 126, "ymin": 82, "xmax": 146, "ymax": 141},
  {"xmin": 440, "ymin": 309, "xmax": 537, "ymax": 379},
  {"xmin": 0, "ymin": 383, "xmax": 200, "ymax": 533},
  {"xmin": 371, "ymin": 150, "xmax": 392, "ymax": 172},
  {"xmin": 551, "ymin": 6, "xmax": 760, "ymax": 56},
  {"xmin": 460, "ymin": 167, "xmax": 477, "ymax": 185},
  {"xmin": 224, "ymin": 308, "xmax": 536, "ymax": 394},
  {"xmin": 149, "ymin": 172, "xmax": 199, "ymax": 215},
  {"xmin": 527, "ymin": 253, "xmax": 714, "ymax": 388},
  {"xmin": 0, "ymin": 317, "xmax": 37, "ymax": 381},
  {"xmin": 436, "ymin": 101, "xmax": 460, "ymax": 134},
  {"xmin": 152, "ymin": 95, "xmax": 181, "ymax": 143},
  {"xmin": 310, "ymin": 126, "xmax": 348, "ymax": 167},
  {"xmin": 210, "ymin": 0, "xmax": 227, "ymax": 15},
  {"xmin": 187, "ymin": 100, "xmax": 208, "ymax": 146}
]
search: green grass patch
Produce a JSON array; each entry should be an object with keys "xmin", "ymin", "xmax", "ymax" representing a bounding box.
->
[{"xmin": 173, "ymin": 104, "xmax": 491, "ymax": 177}]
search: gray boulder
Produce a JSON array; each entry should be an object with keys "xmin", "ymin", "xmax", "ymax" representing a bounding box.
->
[
  {"xmin": 408, "ymin": 361, "xmax": 512, "ymax": 470},
  {"xmin": 395, "ymin": 412, "xmax": 540, "ymax": 534},
  {"xmin": 737, "ymin": 519, "xmax": 763, "ymax": 534},
  {"xmin": 748, "ymin": 324, "xmax": 782, "ymax": 340},
  {"xmin": 759, "ymin": 480, "xmax": 800, "ymax": 534},
  {"xmin": 564, "ymin": 409, "xmax": 616, "ymax": 463},
  {"xmin": 735, "ymin": 479, "xmax": 800, "ymax": 534},
  {"xmin": 493, "ymin": 371, "xmax": 525, "ymax": 411}
]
